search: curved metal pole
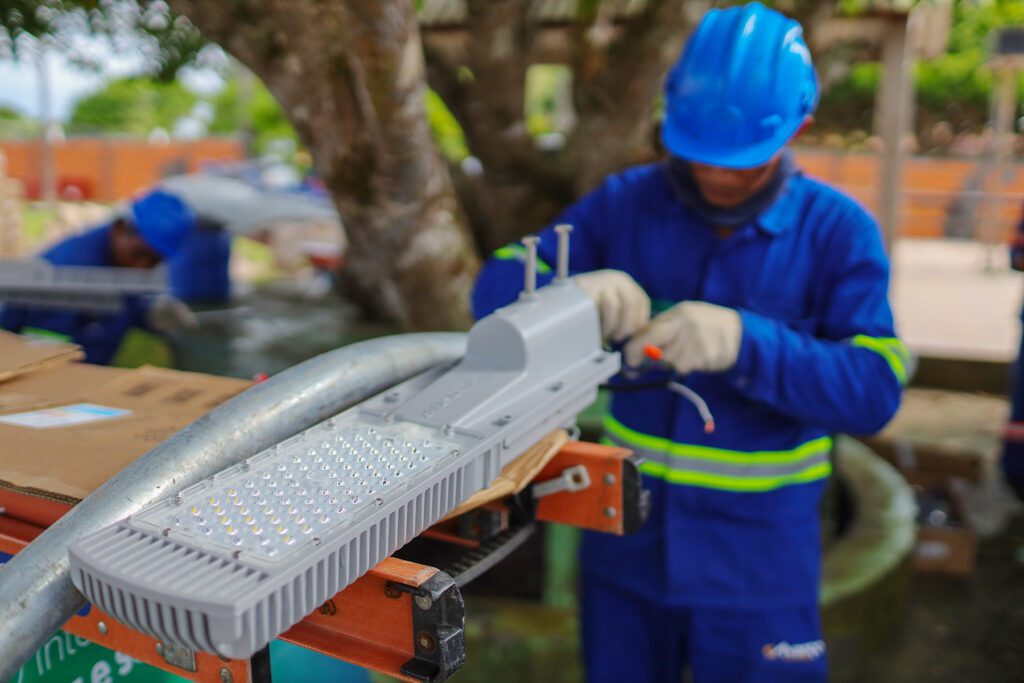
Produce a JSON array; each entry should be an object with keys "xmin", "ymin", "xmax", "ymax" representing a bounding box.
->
[{"xmin": 0, "ymin": 332, "xmax": 466, "ymax": 679}]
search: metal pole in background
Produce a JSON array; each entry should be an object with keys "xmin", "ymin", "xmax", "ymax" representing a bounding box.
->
[
  {"xmin": 983, "ymin": 67, "xmax": 1017, "ymax": 270},
  {"xmin": 0, "ymin": 333, "xmax": 466, "ymax": 681},
  {"xmin": 35, "ymin": 47, "xmax": 56, "ymax": 206},
  {"xmin": 875, "ymin": 15, "xmax": 913, "ymax": 256}
]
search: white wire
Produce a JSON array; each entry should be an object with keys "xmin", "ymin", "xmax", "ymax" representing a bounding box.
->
[{"xmin": 667, "ymin": 381, "xmax": 716, "ymax": 433}]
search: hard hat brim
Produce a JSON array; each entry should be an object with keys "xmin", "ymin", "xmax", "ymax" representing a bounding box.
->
[{"xmin": 661, "ymin": 116, "xmax": 804, "ymax": 170}]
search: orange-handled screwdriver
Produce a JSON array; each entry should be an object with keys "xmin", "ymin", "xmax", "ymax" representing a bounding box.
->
[{"xmin": 643, "ymin": 344, "xmax": 664, "ymax": 363}]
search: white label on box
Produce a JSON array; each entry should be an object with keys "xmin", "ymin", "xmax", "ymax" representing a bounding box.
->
[
  {"xmin": 915, "ymin": 540, "xmax": 952, "ymax": 561},
  {"xmin": 0, "ymin": 403, "xmax": 131, "ymax": 429}
]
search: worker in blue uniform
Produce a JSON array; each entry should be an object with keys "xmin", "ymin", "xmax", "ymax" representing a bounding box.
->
[
  {"xmin": 472, "ymin": 4, "xmax": 908, "ymax": 682},
  {"xmin": 0, "ymin": 189, "xmax": 197, "ymax": 365}
]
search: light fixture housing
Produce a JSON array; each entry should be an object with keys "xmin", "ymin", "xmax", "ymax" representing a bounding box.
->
[{"xmin": 70, "ymin": 266, "xmax": 618, "ymax": 659}]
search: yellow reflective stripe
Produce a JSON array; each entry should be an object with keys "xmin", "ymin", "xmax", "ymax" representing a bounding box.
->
[
  {"xmin": 492, "ymin": 244, "xmax": 552, "ymax": 274},
  {"xmin": 603, "ymin": 415, "xmax": 833, "ymax": 466},
  {"xmin": 850, "ymin": 335, "xmax": 909, "ymax": 384},
  {"xmin": 639, "ymin": 459, "xmax": 832, "ymax": 492}
]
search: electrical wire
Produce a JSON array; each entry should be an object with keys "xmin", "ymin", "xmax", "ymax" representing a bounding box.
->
[
  {"xmin": 601, "ymin": 379, "xmax": 717, "ymax": 434},
  {"xmin": 667, "ymin": 381, "xmax": 716, "ymax": 434}
]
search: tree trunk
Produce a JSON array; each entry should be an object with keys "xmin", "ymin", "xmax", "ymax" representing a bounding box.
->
[
  {"xmin": 169, "ymin": 0, "xmax": 479, "ymax": 330},
  {"xmin": 567, "ymin": 0, "xmax": 692, "ymax": 193},
  {"xmin": 424, "ymin": 0, "xmax": 693, "ymax": 254},
  {"xmin": 425, "ymin": 1, "xmax": 579, "ymax": 254}
]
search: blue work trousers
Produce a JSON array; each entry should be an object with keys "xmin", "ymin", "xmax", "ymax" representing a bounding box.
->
[{"xmin": 581, "ymin": 574, "xmax": 827, "ymax": 683}]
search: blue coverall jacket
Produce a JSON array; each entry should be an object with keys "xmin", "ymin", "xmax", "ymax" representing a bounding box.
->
[
  {"xmin": 0, "ymin": 223, "xmax": 152, "ymax": 365},
  {"xmin": 473, "ymin": 163, "xmax": 907, "ymax": 610}
]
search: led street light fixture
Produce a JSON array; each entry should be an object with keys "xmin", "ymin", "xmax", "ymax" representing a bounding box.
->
[
  {"xmin": 70, "ymin": 226, "xmax": 619, "ymax": 659},
  {"xmin": 0, "ymin": 260, "xmax": 166, "ymax": 312}
]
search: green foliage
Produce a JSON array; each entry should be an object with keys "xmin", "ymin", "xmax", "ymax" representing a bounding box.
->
[
  {"xmin": 1, "ymin": 1, "xmax": 206, "ymax": 81},
  {"xmin": 915, "ymin": 49, "xmax": 994, "ymax": 126},
  {"xmin": 817, "ymin": 0, "xmax": 1024, "ymax": 137},
  {"xmin": 425, "ymin": 88, "xmax": 469, "ymax": 162},
  {"xmin": 0, "ymin": 104, "xmax": 35, "ymax": 136},
  {"xmin": 947, "ymin": 0, "xmax": 1024, "ymax": 54},
  {"xmin": 525, "ymin": 65, "xmax": 572, "ymax": 137},
  {"xmin": 816, "ymin": 62, "xmax": 880, "ymax": 132},
  {"xmin": 835, "ymin": 0, "xmax": 919, "ymax": 15},
  {"xmin": 68, "ymin": 76, "xmax": 196, "ymax": 134},
  {"xmin": 209, "ymin": 77, "xmax": 298, "ymax": 154}
]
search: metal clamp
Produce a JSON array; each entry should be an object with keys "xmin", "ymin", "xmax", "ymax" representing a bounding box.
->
[{"xmin": 533, "ymin": 465, "xmax": 591, "ymax": 499}]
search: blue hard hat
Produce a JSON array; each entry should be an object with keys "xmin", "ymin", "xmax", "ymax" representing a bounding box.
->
[
  {"xmin": 129, "ymin": 189, "xmax": 195, "ymax": 258},
  {"xmin": 662, "ymin": 2, "xmax": 819, "ymax": 169}
]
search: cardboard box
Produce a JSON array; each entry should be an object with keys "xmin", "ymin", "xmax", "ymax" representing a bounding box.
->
[
  {"xmin": 0, "ymin": 329, "xmax": 82, "ymax": 383},
  {"xmin": 913, "ymin": 525, "xmax": 978, "ymax": 576},
  {"xmin": 911, "ymin": 479, "xmax": 978, "ymax": 576},
  {"xmin": 0, "ymin": 334, "xmax": 250, "ymax": 527}
]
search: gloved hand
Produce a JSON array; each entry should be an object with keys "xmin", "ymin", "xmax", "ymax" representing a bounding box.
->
[
  {"xmin": 572, "ymin": 269, "xmax": 651, "ymax": 342},
  {"xmin": 147, "ymin": 294, "xmax": 199, "ymax": 334},
  {"xmin": 624, "ymin": 301, "xmax": 742, "ymax": 374}
]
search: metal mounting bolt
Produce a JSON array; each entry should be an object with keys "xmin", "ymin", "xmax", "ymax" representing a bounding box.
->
[
  {"xmin": 417, "ymin": 631, "xmax": 437, "ymax": 653},
  {"xmin": 603, "ymin": 473, "xmax": 616, "ymax": 485},
  {"xmin": 384, "ymin": 391, "xmax": 401, "ymax": 403},
  {"xmin": 449, "ymin": 449, "xmax": 461, "ymax": 457},
  {"xmin": 162, "ymin": 528, "xmax": 171, "ymax": 537},
  {"xmin": 415, "ymin": 594, "xmax": 433, "ymax": 611},
  {"xmin": 442, "ymin": 424, "xmax": 454, "ymax": 436},
  {"xmin": 219, "ymin": 668, "xmax": 233, "ymax": 683},
  {"xmin": 172, "ymin": 494, "xmax": 183, "ymax": 506},
  {"xmin": 97, "ymin": 621, "xmax": 108, "ymax": 635},
  {"xmin": 604, "ymin": 507, "xmax": 618, "ymax": 519},
  {"xmin": 155, "ymin": 643, "xmax": 164, "ymax": 656},
  {"xmin": 554, "ymin": 223, "xmax": 573, "ymax": 280},
  {"xmin": 383, "ymin": 413, "xmax": 395, "ymax": 423},
  {"xmin": 521, "ymin": 235, "xmax": 541, "ymax": 295}
]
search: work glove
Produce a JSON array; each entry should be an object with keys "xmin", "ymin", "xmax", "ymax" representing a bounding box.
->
[
  {"xmin": 624, "ymin": 301, "xmax": 742, "ymax": 375},
  {"xmin": 572, "ymin": 269, "xmax": 651, "ymax": 342},
  {"xmin": 147, "ymin": 294, "xmax": 199, "ymax": 334}
]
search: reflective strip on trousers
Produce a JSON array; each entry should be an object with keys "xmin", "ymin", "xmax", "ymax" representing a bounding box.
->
[{"xmin": 603, "ymin": 417, "xmax": 832, "ymax": 492}]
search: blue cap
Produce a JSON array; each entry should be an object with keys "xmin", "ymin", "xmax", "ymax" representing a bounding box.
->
[
  {"xmin": 129, "ymin": 189, "xmax": 195, "ymax": 258},
  {"xmin": 662, "ymin": 2, "xmax": 819, "ymax": 169}
]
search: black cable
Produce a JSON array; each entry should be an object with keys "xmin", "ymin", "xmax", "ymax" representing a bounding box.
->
[{"xmin": 600, "ymin": 381, "xmax": 671, "ymax": 393}]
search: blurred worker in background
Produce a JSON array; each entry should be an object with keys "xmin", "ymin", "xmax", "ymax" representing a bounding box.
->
[
  {"xmin": 0, "ymin": 188, "xmax": 198, "ymax": 365},
  {"xmin": 473, "ymin": 3, "xmax": 907, "ymax": 682}
]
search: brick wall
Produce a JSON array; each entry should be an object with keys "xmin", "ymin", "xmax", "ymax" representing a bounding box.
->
[
  {"xmin": 795, "ymin": 149, "xmax": 1024, "ymax": 241},
  {"xmin": 4, "ymin": 138, "xmax": 1022, "ymax": 240},
  {"xmin": 1, "ymin": 137, "xmax": 245, "ymax": 202}
]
